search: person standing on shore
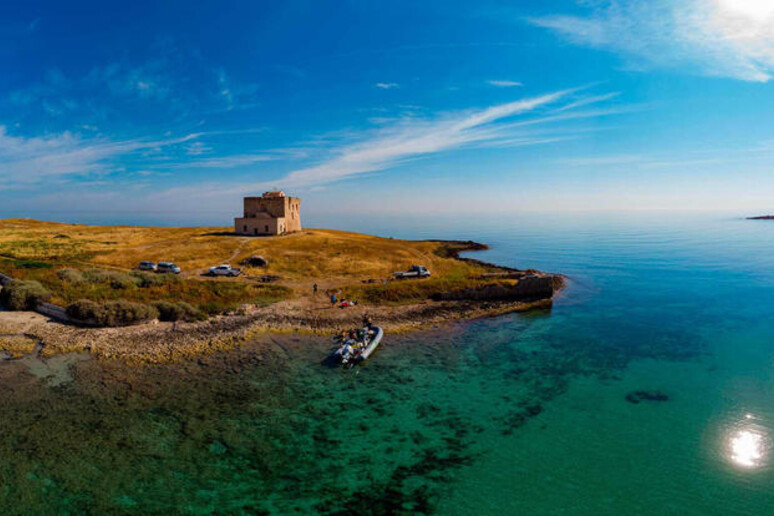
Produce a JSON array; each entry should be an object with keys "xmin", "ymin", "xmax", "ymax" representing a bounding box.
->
[{"xmin": 313, "ymin": 283, "xmax": 318, "ymax": 295}]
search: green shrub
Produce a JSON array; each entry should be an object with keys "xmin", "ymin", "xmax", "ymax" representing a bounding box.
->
[
  {"xmin": 151, "ymin": 301, "xmax": 205, "ymax": 322},
  {"xmin": 57, "ymin": 268, "xmax": 171, "ymax": 289},
  {"xmin": 66, "ymin": 299, "xmax": 102, "ymax": 322},
  {"xmin": 99, "ymin": 300, "xmax": 158, "ymax": 326},
  {"xmin": 66, "ymin": 299, "xmax": 158, "ymax": 327},
  {"xmin": 17, "ymin": 260, "xmax": 52, "ymax": 269},
  {"xmin": 130, "ymin": 271, "xmax": 173, "ymax": 288},
  {"xmin": 83, "ymin": 269, "xmax": 140, "ymax": 290},
  {"xmin": 199, "ymin": 301, "xmax": 225, "ymax": 316},
  {"xmin": 0, "ymin": 280, "xmax": 51, "ymax": 310},
  {"xmin": 57, "ymin": 268, "xmax": 86, "ymax": 284}
]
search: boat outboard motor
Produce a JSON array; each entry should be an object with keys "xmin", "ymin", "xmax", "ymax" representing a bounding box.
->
[{"xmin": 340, "ymin": 343, "xmax": 355, "ymax": 364}]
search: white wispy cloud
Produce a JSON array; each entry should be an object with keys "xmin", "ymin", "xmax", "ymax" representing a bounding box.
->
[
  {"xmin": 487, "ymin": 80, "xmax": 523, "ymax": 87},
  {"xmin": 4, "ymin": 88, "xmax": 623, "ymax": 211},
  {"xmin": 552, "ymin": 92, "xmax": 621, "ymax": 112},
  {"xmin": 185, "ymin": 141, "xmax": 211, "ymax": 156},
  {"xmin": 0, "ymin": 122, "xmax": 292, "ymax": 187},
  {"xmin": 217, "ymin": 69, "xmax": 234, "ymax": 110},
  {"xmin": 159, "ymin": 89, "xmax": 606, "ymax": 200},
  {"xmin": 96, "ymin": 62, "xmax": 171, "ymax": 100},
  {"xmin": 276, "ymin": 91, "xmax": 572, "ymax": 188},
  {"xmin": 375, "ymin": 82, "xmax": 400, "ymax": 89},
  {"xmin": 213, "ymin": 69, "xmax": 260, "ymax": 112},
  {"xmin": 6, "ymin": 62, "xmax": 172, "ymax": 116},
  {"xmin": 0, "ymin": 127, "xmax": 200, "ymax": 183},
  {"xmin": 531, "ymin": 0, "xmax": 774, "ymax": 82},
  {"xmin": 5, "ymin": 56, "xmax": 261, "ymax": 127},
  {"xmin": 167, "ymin": 154, "xmax": 276, "ymax": 168}
]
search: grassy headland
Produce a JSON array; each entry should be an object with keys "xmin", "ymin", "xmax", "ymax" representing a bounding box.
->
[{"xmin": 0, "ymin": 218, "xmax": 561, "ymax": 362}]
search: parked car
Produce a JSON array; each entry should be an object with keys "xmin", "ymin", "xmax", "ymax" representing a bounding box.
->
[
  {"xmin": 209, "ymin": 264, "xmax": 242, "ymax": 277},
  {"xmin": 138, "ymin": 261, "xmax": 157, "ymax": 271},
  {"xmin": 156, "ymin": 262, "xmax": 181, "ymax": 274},
  {"xmin": 393, "ymin": 265, "xmax": 431, "ymax": 279}
]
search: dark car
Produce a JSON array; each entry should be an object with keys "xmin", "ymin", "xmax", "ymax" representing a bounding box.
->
[{"xmin": 138, "ymin": 261, "xmax": 157, "ymax": 271}]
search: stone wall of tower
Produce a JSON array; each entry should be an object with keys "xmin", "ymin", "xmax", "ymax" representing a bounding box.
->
[
  {"xmin": 243, "ymin": 196, "xmax": 287, "ymax": 218},
  {"xmin": 284, "ymin": 197, "xmax": 302, "ymax": 233}
]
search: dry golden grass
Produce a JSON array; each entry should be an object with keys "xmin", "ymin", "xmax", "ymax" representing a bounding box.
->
[
  {"xmin": 0, "ymin": 219, "xmax": 532, "ymax": 314},
  {"xmin": 0, "ymin": 219, "xmax": 493, "ymax": 278}
]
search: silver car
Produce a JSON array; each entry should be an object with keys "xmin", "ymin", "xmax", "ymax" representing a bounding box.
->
[{"xmin": 156, "ymin": 262, "xmax": 181, "ymax": 274}]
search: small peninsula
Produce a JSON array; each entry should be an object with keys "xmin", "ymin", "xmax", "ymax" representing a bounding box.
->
[
  {"xmin": 747, "ymin": 215, "xmax": 774, "ymax": 220},
  {"xmin": 0, "ymin": 218, "xmax": 562, "ymax": 362}
]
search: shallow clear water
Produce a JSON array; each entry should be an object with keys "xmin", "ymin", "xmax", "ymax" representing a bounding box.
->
[{"xmin": 1, "ymin": 213, "xmax": 773, "ymax": 514}]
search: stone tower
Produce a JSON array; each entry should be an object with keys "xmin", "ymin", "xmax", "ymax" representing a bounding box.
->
[{"xmin": 234, "ymin": 191, "xmax": 301, "ymax": 236}]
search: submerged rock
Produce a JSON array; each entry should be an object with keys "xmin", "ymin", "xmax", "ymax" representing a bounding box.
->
[{"xmin": 625, "ymin": 390, "xmax": 669, "ymax": 404}]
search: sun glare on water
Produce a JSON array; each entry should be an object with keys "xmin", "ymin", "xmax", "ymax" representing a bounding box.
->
[
  {"xmin": 716, "ymin": 0, "xmax": 774, "ymax": 20},
  {"xmin": 730, "ymin": 430, "xmax": 764, "ymax": 467},
  {"xmin": 723, "ymin": 414, "xmax": 771, "ymax": 470}
]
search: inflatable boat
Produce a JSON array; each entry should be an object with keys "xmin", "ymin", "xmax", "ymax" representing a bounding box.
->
[{"xmin": 328, "ymin": 325, "xmax": 383, "ymax": 367}]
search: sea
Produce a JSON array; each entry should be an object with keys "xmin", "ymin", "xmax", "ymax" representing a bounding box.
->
[{"xmin": 0, "ymin": 212, "xmax": 773, "ymax": 514}]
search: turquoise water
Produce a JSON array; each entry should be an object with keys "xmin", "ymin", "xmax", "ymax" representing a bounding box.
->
[{"xmin": 1, "ymin": 213, "xmax": 774, "ymax": 514}]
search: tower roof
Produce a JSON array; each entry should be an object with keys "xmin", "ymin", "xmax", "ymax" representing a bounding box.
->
[{"xmin": 262, "ymin": 191, "xmax": 285, "ymax": 198}]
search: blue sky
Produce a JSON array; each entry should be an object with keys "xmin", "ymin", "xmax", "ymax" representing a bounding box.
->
[{"xmin": 2, "ymin": 0, "xmax": 774, "ymax": 224}]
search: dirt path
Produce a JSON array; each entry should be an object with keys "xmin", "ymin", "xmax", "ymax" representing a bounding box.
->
[
  {"xmin": 225, "ymin": 237, "xmax": 251, "ymax": 264},
  {"xmin": 0, "ymin": 311, "xmax": 50, "ymax": 335}
]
